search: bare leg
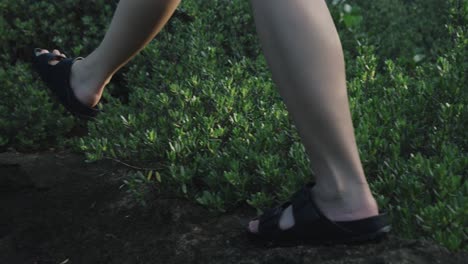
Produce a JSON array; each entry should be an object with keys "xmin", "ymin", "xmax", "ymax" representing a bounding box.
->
[
  {"xmin": 36, "ymin": 0, "xmax": 181, "ymax": 107},
  {"xmin": 249, "ymin": 0, "xmax": 378, "ymax": 233},
  {"xmin": 34, "ymin": 0, "xmax": 377, "ymax": 233}
]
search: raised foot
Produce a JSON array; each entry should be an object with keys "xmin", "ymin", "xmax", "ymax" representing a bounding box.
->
[{"xmin": 34, "ymin": 48, "xmax": 105, "ymax": 108}]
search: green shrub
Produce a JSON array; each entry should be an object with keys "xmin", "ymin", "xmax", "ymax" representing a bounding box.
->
[
  {"xmin": 0, "ymin": 0, "xmax": 466, "ymax": 251},
  {"xmin": 0, "ymin": 63, "xmax": 75, "ymax": 150}
]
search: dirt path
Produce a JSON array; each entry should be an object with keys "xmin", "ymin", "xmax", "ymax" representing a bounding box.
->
[{"xmin": 0, "ymin": 151, "xmax": 466, "ymax": 264}]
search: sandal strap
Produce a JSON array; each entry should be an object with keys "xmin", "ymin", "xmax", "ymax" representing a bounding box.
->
[
  {"xmin": 257, "ymin": 183, "xmax": 314, "ymax": 237},
  {"xmin": 34, "ymin": 53, "xmax": 67, "ymax": 82},
  {"xmin": 258, "ymin": 183, "xmax": 353, "ymax": 240},
  {"xmin": 290, "ymin": 184, "xmax": 313, "ymax": 211},
  {"xmin": 291, "ymin": 192, "xmax": 344, "ymax": 240},
  {"xmin": 257, "ymin": 206, "xmax": 283, "ymax": 237}
]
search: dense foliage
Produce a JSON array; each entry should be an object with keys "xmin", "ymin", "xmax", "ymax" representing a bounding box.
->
[{"xmin": 0, "ymin": 0, "xmax": 466, "ymax": 250}]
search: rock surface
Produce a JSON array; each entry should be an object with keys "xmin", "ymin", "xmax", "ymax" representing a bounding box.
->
[{"xmin": 0, "ymin": 151, "xmax": 466, "ymax": 264}]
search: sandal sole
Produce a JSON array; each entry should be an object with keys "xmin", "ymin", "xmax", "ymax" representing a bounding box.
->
[{"xmin": 246, "ymin": 225, "xmax": 391, "ymax": 248}]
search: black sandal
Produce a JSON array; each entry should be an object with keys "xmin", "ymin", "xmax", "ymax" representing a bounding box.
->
[
  {"xmin": 247, "ymin": 183, "xmax": 391, "ymax": 246},
  {"xmin": 32, "ymin": 48, "xmax": 99, "ymax": 119}
]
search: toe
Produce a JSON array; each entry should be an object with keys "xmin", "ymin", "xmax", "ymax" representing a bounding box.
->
[
  {"xmin": 34, "ymin": 48, "xmax": 64, "ymax": 65},
  {"xmin": 52, "ymin": 49, "xmax": 65, "ymax": 58},
  {"xmin": 35, "ymin": 48, "xmax": 49, "ymax": 57},
  {"xmin": 49, "ymin": 49, "xmax": 66, "ymax": 65},
  {"xmin": 248, "ymin": 220, "xmax": 260, "ymax": 234}
]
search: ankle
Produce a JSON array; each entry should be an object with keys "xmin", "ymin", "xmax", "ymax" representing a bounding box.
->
[
  {"xmin": 310, "ymin": 182, "xmax": 379, "ymax": 221},
  {"xmin": 70, "ymin": 58, "xmax": 109, "ymax": 107},
  {"xmin": 312, "ymin": 179, "xmax": 367, "ymax": 199}
]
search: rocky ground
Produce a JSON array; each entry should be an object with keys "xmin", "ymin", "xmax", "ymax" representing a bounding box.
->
[{"xmin": 0, "ymin": 151, "xmax": 466, "ymax": 264}]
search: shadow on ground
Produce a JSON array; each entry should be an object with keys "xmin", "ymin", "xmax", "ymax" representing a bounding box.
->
[{"xmin": 0, "ymin": 151, "xmax": 466, "ymax": 264}]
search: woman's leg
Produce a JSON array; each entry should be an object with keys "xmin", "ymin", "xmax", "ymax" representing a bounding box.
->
[
  {"xmin": 249, "ymin": 0, "xmax": 378, "ymax": 233},
  {"xmin": 36, "ymin": 0, "xmax": 378, "ymax": 233},
  {"xmin": 36, "ymin": 0, "xmax": 181, "ymax": 107}
]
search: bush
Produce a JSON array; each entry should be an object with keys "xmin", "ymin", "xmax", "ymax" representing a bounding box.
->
[
  {"xmin": 0, "ymin": 63, "xmax": 75, "ymax": 150},
  {"xmin": 0, "ymin": 0, "xmax": 466, "ymax": 250}
]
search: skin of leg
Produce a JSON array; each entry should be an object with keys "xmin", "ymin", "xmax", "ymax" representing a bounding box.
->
[
  {"xmin": 70, "ymin": 0, "xmax": 181, "ymax": 106},
  {"xmin": 35, "ymin": 0, "xmax": 377, "ymax": 233},
  {"xmin": 249, "ymin": 0, "xmax": 378, "ymax": 232}
]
